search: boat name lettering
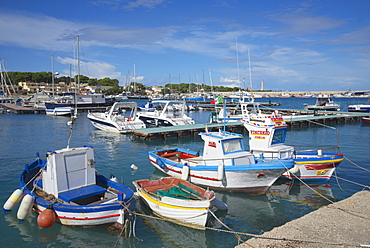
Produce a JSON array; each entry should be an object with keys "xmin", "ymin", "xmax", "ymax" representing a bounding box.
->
[
  {"xmin": 272, "ymin": 117, "xmax": 283, "ymax": 122},
  {"xmin": 250, "ymin": 130, "xmax": 270, "ymax": 135},
  {"xmin": 208, "ymin": 141, "xmax": 217, "ymax": 148}
]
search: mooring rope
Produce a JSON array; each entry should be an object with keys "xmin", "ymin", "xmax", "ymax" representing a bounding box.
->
[
  {"xmin": 332, "ymin": 175, "xmax": 370, "ymax": 189},
  {"xmin": 125, "ymin": 210, "xmax": 362, "ymax": 247},
  {"xmin": 344, "ymin": 156, "xmax": 370, "ymax": 173}
]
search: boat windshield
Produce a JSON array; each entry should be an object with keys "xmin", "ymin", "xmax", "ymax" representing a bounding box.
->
[
  {"xmin": 271, "ymin": 129, "xmax": 286, "ymax": 145},
  {"xmin": 222, "ymin": 139, "xmax": 244, "ymax": 154}
]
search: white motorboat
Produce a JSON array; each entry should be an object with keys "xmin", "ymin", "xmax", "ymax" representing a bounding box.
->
[
  {"xmin": 348, "ymin": 98, "xmax": 370, "ymax": 112},
  {"xmin": 45, "ymin": 106, "xmax": 74, "ymax": 116},
  {"xmin": 304, "ymin": 95, "xmax": 340, "ymax": 111},
  {"xmin": 137, "ymin": 100, "xmax": 195, "ymax": 127},
  {"xmin": 87, "ymin": 102, "xmax": 145, "ymax": 133}
]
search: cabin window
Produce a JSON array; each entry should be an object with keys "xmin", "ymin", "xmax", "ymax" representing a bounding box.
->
[
  {"xmin": 271, "ymin": 129, "xmax": 286, "ymax": 145},
  {"xmin": 222, "ymin": 139, "xmax": 244, "ymax": 154}
]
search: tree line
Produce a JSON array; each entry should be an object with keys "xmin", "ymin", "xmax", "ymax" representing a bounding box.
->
[{"xmin": 5, "ymin": 71, "xmax": 244, "ymax": 95}]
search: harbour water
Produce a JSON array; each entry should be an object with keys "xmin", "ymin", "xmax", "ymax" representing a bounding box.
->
[{"xmin": 1, "ymin": 97, "xmax": 369, "ymax": 247}]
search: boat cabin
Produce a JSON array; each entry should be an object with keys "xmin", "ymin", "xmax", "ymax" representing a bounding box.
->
[
  {"xmin": 200, "ymin": 131, "xmax": 255, "ymax": 165},
  {"xmin": 42, "ymin": 146, "xmax": 107, "ymax": 204},
  {"xmin": 244, "ymin": 114, "xmax": 294, "ymax": 159}
]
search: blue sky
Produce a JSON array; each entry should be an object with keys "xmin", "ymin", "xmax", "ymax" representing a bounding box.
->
[{"xmin": 1, "ymin": 0, "xmax": 369, "ymax": 91}]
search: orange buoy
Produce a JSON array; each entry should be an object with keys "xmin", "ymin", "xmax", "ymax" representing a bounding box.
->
[{"xmin": 37, "ymin": 205, "xmax": 56, "ymax": 228}]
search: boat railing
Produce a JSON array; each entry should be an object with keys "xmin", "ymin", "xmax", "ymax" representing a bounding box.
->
[
  {"xmin": 250, "ymin": 149, "xmax": 294, "ymax": 160},
  {"xmin": 292, "ymin": 145, "xmax": 341, "ymax": 155}
]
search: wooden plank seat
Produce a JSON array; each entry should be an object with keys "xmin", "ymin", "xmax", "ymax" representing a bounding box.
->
[{"xmin": 58, "ymin": 185, "xmax": 107, "ymax": 203}]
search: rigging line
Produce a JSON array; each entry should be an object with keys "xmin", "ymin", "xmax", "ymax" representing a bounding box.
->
[
  {"xmin": 208, "ymin": 209, "xmax": 244, "ymax": 244},
  {"xmin": 277, "ymin": 161, "xmax": 335, "ymax": 204},
  {"xmin": 130, "ymin": 210, "xmax": 361, "ymax": 247},
  {"xmin": 333, "ymin": 163, "xmax": 347, "ymax": 192},
  {"xmin": 331, "ymin": 175, "xmax": 370, "ymax": 189},
  {"xmin": 344, "ymin": 156, "xmax": 370, "ymax": 173}
]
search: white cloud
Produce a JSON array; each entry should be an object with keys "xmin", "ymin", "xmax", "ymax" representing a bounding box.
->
[{"xmin": 57, "ymin": 56, "xmax": 124, "ymax": 82}]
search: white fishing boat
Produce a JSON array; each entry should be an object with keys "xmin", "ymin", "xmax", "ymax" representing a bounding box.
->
[
  {"xmin": 137, "ymin": 100, "xmax": 195, "ymax": 127},
  {"xmin": 3, "ymin": 116, "xmax": 134, "ymax": 229},
  {"xmin": 304, "ymin": 95, "xmax": 340, "ymax": 111},
  {"xmin": 133, "ymin": 177, "xmax": 227, "ymax": 229},
  {"xmin": 242, "ymin": 103, "xmax": 344, "ymax": 183},
  {"xmin": 87, "ymin": 101, "xmax": 145, "ymax": 133},
  {"xmin": 149, "ymin": 130, "xmax": 294, "ymax": 195}
]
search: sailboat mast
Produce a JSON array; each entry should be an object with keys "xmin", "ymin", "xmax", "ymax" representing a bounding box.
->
[
  {"xmin": 236, "ymin": 37, "xmax": 240, "ymax": 90},
  {"xmin": 248, "ymin": 48, "xmax": 252, "ymax": 91},
  {"xmin": 76, "ymin": 35, "xmax": 80, "ymax": 94}
]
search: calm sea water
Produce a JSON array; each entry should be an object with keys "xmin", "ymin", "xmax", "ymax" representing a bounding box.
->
[{"xmin": 1, "ymin": 97, "xmax": 369, "ymax": 248}]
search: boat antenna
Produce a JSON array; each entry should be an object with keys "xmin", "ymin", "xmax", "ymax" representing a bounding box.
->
[
  {"xmin": 66, "ymin": 115, "xmax": 78, "ymax": 149},
  {"xmin": 222, "ymin": 99, "xmax": 226, "ymax": 133},
  {"xmin": 248, "ymin": 48, "xmax": 254, "ymax": 102}
]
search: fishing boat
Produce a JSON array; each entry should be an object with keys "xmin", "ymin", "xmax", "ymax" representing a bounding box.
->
[
  {"xmin": 87, "ymin": 101, "xmax": 145, "ymax": 133},
  {"xmin": 137, "ymin": 100, "xmax": 195, "ymax": 127},
  {"xmin": 303, "ymin": 95, "xmax": 340, "ymax": 111},
  {"xmin": 242, "ymin": 103, "xmax": 344, "ymax": 183},
  {"xmin": 361, "ymin": 117, "xmax": 370, "ymax": 124},
  {"xmin": 148, "ymin": 130, "xmax": 294, "ymax": 195},
  {"xmin": 3, "ymin": 116, "xmax": 134, "ymax": 229},
  {"xmin": 133, "ymin": 177, "xmax": 227, "ymax": 229},
  {"xmin": 348, "ymin": 98, "xmax": 370, "ymax": 113}
]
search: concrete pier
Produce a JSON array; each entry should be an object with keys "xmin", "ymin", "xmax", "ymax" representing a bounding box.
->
[{"xmin": 237, "ymin": 190, "xmax": 370, "ymax": 248}]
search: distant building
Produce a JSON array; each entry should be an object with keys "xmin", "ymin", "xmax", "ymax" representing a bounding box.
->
[{"xmin": 18, "ymin": 81, "xmax": 93, "ymax": 94}]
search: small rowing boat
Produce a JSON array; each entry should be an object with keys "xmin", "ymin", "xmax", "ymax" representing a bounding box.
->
[{"xmin": 132, "ymin": 177, "xmax": 227, "ymax": 229}]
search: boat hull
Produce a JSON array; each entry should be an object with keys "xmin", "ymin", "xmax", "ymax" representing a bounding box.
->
[
  {"xmin": 361, "ymin": 117, "xmax": 370, "ymax": 124},
  {"xmin": 149, "ymin": 148, "xmax": 293, "ymax": 195},
  {"xmin": 87, "ymin": 112, "xmax": 145, "ymax": 133},
  {"xmin": 136, "ymin": 190, "xmax": 210, "ymax": 229},
  {"xmin": 133, "ymin": 178, "xmax": 215, "ymax": 229},
  {"xmin": 45, "ymin": 107, "xmax": 73, "ymax": 116},
  {"xmin": 281, "ymin": 152, "xmax": 344, "ymax": 183}
]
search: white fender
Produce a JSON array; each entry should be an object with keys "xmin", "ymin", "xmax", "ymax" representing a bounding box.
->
[
  {"xmin": 217, "ymin": 163, "xmax": 224, "ymax": 181},
  {"xmin": 289, "ymin": 164, "xmax": 299, "ymax": 174},
  {"xmin": 110, "ymin": 175, "xmax": 118, "ymax": 183},
  {"xmin": 3, "ymin": 189, "xmax": 23, "ymax": 211},
  {"xmin": 17, "ymin": 194, "xmax": 35, "ymax": 221},
  {"xmin": 181, "ymin": 164, "xmax": 189, "ymax": 180}
]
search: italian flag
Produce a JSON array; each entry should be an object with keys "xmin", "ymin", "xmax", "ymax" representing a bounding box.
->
[{"xmin": 210, "ymin": 96, "xmax": 223, "ymax": 104}]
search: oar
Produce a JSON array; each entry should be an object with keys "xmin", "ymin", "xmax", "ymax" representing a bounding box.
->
[{"xmin": 172, "ymin": 184, "xmax": 205, "ymax": 200}]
